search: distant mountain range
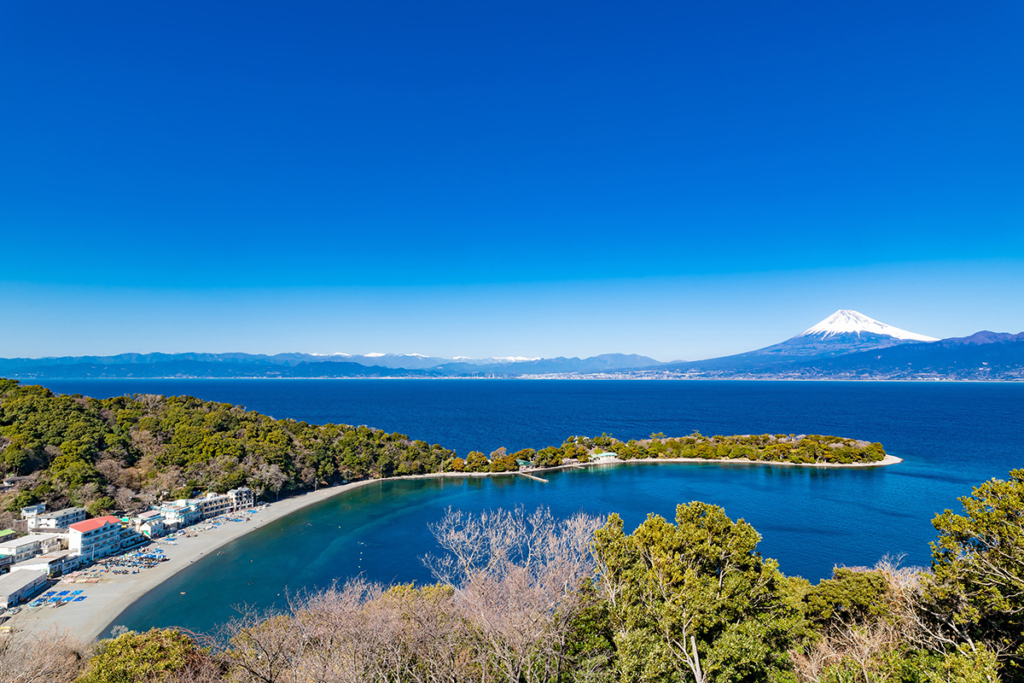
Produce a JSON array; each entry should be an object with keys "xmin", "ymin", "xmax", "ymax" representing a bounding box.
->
[
  {"xmin": 2, "ymin": 310, "xmax": 1022, "ymax": 380},
  {"xmin": 0, "ymin": 351, "xmax": 661, "ymax": 380}
]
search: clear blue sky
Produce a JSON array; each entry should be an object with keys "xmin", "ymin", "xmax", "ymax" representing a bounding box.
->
[{"xmin": 2, "ymin": 2, "xmax": 1022, "ymax": 360}]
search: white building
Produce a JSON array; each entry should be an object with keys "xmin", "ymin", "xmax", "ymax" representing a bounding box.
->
[
  {"xmin": 133, "ymin": 510, "xmax": 166, "ymax": 538},
  {"xmin": 228, "ymin": 487, "xmax": 256, "ymax": 510},
  {"xmin": 68, "ymin": 516, "xmax": 124, "ymax": 560},
  {"xmin": 0, "ymin": 534, "xmax": 63, "ymax": 564},
  {"xmin": 195, "ymin": 492, "xmax": 232, "ymax": 520},
  {"xmin": 0, "ymin": 570, "xmax": 47, "ymax": 609},
  {"xmin": 11, "ymin": 550, "xmax": 82, "ymax": 577},
  {"xmin": 160, "ymin": 501, "xmax": 201, "ymax": 530},
  {"xmin": 33, "ymin": 507, "xmax": 87, "ymax": 530},
  {"xmin": 20, "ymin": 503, "xmax": 46, "ymax": 520}
]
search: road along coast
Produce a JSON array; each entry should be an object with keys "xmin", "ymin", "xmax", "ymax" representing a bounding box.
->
[{"xmin": 10, "ymin": 452, "xmax": 901, "ymax": 643}]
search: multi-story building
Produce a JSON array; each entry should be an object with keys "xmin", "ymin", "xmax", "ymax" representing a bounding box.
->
[
  {"xmin": 32, "ymin": 507, "xmax": 87, "ymax": 530},
  {"xmin": 133, "ymin": 510, "xmax": 167, "ymax": 538},
  {"xmin": 160, "ymin": 501, "xmax": 201, "ymax": 530},
  {"xmin": 0, "ymin": 533, "xmax": 63, "ymax": 564},
  {"xmin": 195, "ymin": 493, "xmax": 232, "ymax": 520},
  {"xmin": 68, "ymin": 516, "xmax": 124, "ymax": 560},
  {"xmin": 228, "ymin": 487, "xmax": 256, "ymax": 510}
]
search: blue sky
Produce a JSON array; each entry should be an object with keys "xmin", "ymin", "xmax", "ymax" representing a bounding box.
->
[{"xmin": 1, "ymin": 2, "xmax": 1022, "ymax": 360}]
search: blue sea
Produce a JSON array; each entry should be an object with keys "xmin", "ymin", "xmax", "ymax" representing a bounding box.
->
[{"xmin": 38, "ymin": 379, "xmax": 1024, "ymax": 636}]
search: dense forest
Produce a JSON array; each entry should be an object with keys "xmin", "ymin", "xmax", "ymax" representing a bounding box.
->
[
  {"xmin": 4, "ymin": 469, "xmax": 1022, "ymax": 682},
  {"xmin": 0, "ymin": 379, "xmax": 885, "ymax": 526}
]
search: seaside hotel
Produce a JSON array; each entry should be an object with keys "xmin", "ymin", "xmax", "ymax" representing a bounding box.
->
[
  {"xmin": 1, "ymin": 486, "xmax": 259, "ymax": 575},
  {"xmin": 68, "ymin": 516, "xmax": 135, "ymax": 561},
  {"xmin": 135, "ymin": 487, "xmax": 258, "ymax": 538}
]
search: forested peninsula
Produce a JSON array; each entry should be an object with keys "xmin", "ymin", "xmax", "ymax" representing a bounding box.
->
[{"xmin": 0, "ymin": 379, "xmax": 887, "ymax": 524}]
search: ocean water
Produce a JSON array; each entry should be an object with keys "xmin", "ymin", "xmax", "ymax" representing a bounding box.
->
[{"xmin": 37, "ymin": 379, "xmax": 1024, "ymax": 636}]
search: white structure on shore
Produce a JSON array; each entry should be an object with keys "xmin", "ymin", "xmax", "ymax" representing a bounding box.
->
[
  {"xmin": 195, "ymin": 492, "xmax": 232, "ymax": 520},
  {"xmin": 32, "ymin": 506, "xmax": 87, "ymax": 530},
  {"xmin": 228, "ymin": 487, "xmax": 256, "ymax": 510},
  {"xmin": 0, "ymin": 533, "xmax": 63, "ymax": 564},
  {"xmin": 0, "ymin": 569, "xmax": 47, "ymax": 609},
  {"xmin": 159, "ymin": 501, "xmax": 201, "ymax": 530},
  {"xmin": 133, "ymin": 510, "xmax": 167, "ymax": 538},
  {"xmin": 590, "ymin": 452, "xmax": 620, "ymax": 463},
  {"xmin": 155, "ymin": 487, "xmax": 257, "ymax": 533},
  {"xmin": 68, "ymin": 516, "xmax": 127, "ymax": 561},
  {"xmin": 11, "ymin": 549, "xmax": 83, "ymax": 577}
]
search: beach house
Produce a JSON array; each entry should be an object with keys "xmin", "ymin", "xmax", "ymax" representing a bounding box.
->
[
  {"xmin": 0, "ymin": 569, "xmax": 47, "ymax": 609},
  {"xmin": 11, "ymin": 549, "xmax": 83, "ymax": 577},
  {"xmin": 0, "ymin": 533, "xmax": 63, "ymax": 564},
  {"xmin": 133, "ymin": 510, "xmax": 167, "ymax": 538}
]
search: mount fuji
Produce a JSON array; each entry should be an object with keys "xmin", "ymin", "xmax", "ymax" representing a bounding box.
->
[
  {"xmin": 766, "ymin": 309, "xmax": 938, "ymax": 357},
  {"xmin": 799, "ymin": 310, "xmax": 938, "ymax": 343},
  {"xmin": 660, "ymin": 310, "xmax": 939, "ymax": 373}
]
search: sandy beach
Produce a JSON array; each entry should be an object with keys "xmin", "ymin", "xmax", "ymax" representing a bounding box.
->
[
  {"xmin": 9, "ymin": 479, "xmax": 390, "ymax": 643},
  {"xmin": 6, "ymin": 452, "xmax": 901, "ymax": 644}
]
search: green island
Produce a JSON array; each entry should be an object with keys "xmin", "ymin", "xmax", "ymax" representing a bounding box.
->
[
  {"xmin": 3, "ymin": 379, "xmax": 1021, "ymax": 682},
  {"xmin": 0, "ymin": 379, "xmax": 886, "ymax": 525}
]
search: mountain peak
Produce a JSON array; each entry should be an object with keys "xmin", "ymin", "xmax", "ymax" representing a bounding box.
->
[{"xmin": 800, "ymin": 310, "xmax": 938, "ymax": 342}]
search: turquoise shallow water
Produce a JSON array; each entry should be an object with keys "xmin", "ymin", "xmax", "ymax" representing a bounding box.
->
[{"xmin": 37, "ymin": 379, "xmax": 1024, "ymax": 636}]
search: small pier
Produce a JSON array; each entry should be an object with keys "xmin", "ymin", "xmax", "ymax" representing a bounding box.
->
[{"xmin": 518, "ymin": 472, "xmax": 549, "ymax": 483}]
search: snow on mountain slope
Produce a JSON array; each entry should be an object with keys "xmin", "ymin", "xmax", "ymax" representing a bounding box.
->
[{"xmin": 800, "ymin": 310, "xmax": 938, "ymax": 342}]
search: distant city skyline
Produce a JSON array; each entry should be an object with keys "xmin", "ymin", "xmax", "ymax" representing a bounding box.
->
[{"xmin": 2, "ymin": 2, "xmax": 1021, "ymax": 360}]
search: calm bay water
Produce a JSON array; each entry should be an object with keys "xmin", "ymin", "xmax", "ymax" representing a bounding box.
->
[{"xmin": 38, "ymin": 379, "xmax": 1024, "ymax": 636}]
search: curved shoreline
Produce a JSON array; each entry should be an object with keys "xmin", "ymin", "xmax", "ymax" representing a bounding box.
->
[{"xmin": 13, "ymin": 453, "xmax": 901, "ymax": 643}]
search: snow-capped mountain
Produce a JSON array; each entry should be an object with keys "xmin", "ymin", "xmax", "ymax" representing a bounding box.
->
[
  {"xmin": 755, "ymin": 309, "xmax": 938, "ymax": 359},
  {"xmin": 799, "ymin": 310, "xmax": 938, "ymax": 342},
  {"xmin": 660, "ymin": 310, "xmax": 938, "ymax": 373}
]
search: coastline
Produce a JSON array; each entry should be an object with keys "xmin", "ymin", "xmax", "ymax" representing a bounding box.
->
[{"xmin": 10, "ymin": 453, "xmax": 902, "ymax": 643}]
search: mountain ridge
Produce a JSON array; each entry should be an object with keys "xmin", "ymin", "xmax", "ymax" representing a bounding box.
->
[{"xmin": 1, "ymin": 311, "xmax": 1021, "ymax": 380}]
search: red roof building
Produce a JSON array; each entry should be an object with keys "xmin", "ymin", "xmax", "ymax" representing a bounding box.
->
[
  {"xmin": 68, "ymin": 516, "xmax": 121, "ymax": 534},
  {"xmin": 68, "ymin": 516, "xmax": 124, "ymax": 560}
]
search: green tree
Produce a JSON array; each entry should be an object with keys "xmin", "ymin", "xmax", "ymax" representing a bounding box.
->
[
  {"xmin": 464, "ymin": 451, "xmax": 489, "ymax": 472},
  {"xmin": 76, "ymin": 629, "xmax": 216, "ymax": 683},
  {"xmin": 923, "ymin": 469, "xmax": 1024, "ymax": 675},
  {"xmin": 593, "ymin": 502, "xmax": 799, "ymax": 683},
  {"xmin": 87, "ymin": 496, "xmax": 116, "ymax": 516},
  {"xmin": 803, "ymin": 567, "xmax": 891, "ymax": 627}
]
